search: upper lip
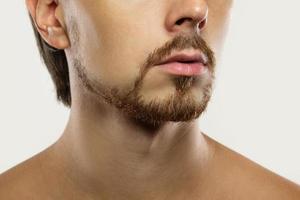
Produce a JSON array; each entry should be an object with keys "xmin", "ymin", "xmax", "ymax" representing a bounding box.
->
[{"xmin": 156, "ymin": 51, "xmax": 207, "ymax": 65}]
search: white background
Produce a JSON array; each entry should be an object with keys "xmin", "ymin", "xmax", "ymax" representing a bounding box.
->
[{"xmin": 0, "ymin": 1, "xmax": 299, "ymax": 183}]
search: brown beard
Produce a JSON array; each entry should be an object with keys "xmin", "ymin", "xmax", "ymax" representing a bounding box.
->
[{"xmin": 71, "ymin": 25, "xmax": 215, "ymax": 129}]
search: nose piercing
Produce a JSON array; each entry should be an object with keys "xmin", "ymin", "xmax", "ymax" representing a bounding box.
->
[
  {"xmin": 195, "ymin": 21, "xmax": 201, "ymax": 35},
  {"xmin": 195, "ymin": 17, "xmax": 208, "ymax": 35},
  {"xmin": 195, "ymin": 22, "xmax": 199, "ymax": 34},
  {"xmin": 196, "ymin": 8, "xmax": 209, "ymax": 35}
]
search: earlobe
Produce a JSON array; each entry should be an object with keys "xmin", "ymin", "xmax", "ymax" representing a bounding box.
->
[
  {"xmin": 46, "ymin": 25, "xmax": 70, "ymax": 49},
  {"xmin": 26, "ymin": 0, "xmax": 70, "ymax": 49}
]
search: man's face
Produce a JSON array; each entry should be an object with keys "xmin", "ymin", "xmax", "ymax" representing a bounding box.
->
[{"xmin": 63, "ymin": 0, "xmax": 233, "ymax": 126}]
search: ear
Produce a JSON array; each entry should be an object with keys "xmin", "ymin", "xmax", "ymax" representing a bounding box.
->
[{"xmin": 26, "ymin": 0, "xmax": 70, "ymax": 49}]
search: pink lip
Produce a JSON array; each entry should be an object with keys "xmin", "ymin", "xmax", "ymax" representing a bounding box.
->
[
  {"xmin": 158, "ymin": 53, "xmax": 207, "ymax": 65},
  {"xmin": 157, "ymin": 61, "xmax": 208, "ymax": 76},
  {"xmin": 155, "ymin": 51, "xmax": 208, "ymax": 76}
]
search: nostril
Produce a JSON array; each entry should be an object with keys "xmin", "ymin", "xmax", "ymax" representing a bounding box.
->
[
  {"xmin": 175, "ymin": 17, "xmax": 192, "ymax": 26},
  {"xmin": 197, "ymin": 18, "xmax": 207, "ymax": 30}
]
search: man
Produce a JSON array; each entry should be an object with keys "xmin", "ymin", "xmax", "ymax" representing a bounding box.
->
[{"xmin": 0, "ymin": 0, "xmax": 299, "ymax": 199}]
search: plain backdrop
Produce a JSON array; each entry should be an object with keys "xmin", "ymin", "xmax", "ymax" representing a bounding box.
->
[{"xmin": 0, "ymin": 1, "xmax": 299, "ymax": 183}]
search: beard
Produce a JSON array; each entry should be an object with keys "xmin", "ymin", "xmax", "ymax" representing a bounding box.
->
[{"xmin": 72, "ymin": 32, "xmax": 215, "ymax": 129}]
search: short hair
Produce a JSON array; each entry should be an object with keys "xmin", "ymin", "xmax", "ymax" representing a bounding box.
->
[{"xmin": 28, "ymin": 14, "xmax": 71, "ymax": 107}]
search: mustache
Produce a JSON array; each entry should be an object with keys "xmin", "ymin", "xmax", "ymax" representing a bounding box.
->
[
  {"xmin": 143, "ymin": 32, "xmax": 215, "ymax": 72},
  {"xmin": 131, "ymin": 32, "xmax": 216, "ymax": 95}
]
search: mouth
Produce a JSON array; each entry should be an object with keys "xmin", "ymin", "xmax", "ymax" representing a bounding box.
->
[{"xmin": 155, "ymin": 51, "xmax": 208, "ymax": 76}]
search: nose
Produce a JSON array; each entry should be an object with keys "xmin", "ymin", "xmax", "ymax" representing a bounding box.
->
[{"xmin": 165, "ymin": 0, "xmax": 208, "ymax": 34}]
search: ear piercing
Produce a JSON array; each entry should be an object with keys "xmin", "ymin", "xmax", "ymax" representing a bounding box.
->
[
  {"xmin": 44, "ymin": 26, "xmax": 59, "ymax": 52},
  {"xmin": 47, "ymin": 26, "xmax": 54, "ymax": 36}
]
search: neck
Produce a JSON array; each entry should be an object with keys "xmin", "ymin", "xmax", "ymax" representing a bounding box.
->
[{"xmin": 52, "ymin": 97, "xmax": 215, "ymax": 199}]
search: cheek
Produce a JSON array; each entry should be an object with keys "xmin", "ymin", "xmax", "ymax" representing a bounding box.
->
[{"xmin": 74, "ymin": 4, "xmax": 150, "ymax": 89}]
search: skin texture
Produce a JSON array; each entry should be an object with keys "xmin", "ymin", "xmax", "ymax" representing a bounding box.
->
[{"xmin": 0, "ymin": 0, "xmax": 299, "ymax": 199}]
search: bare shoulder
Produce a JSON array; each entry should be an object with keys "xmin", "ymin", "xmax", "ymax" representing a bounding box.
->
[
  {"xmin": 0, "ymin": 146, "xmax": 91, "ymax": 200},
  {"xmin": 0, "ymin": 151, "xmax": 52, "ymax": 200},
  {"xmin": 207, "ymin": 136, "xmax": 300, "ymax": 200}
]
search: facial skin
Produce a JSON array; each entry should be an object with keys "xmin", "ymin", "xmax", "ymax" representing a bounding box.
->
[
  {"xmin": 71, "ymin": 26, "xmax": 216, "ymax": 127},
  {"xmin": 59, "ymin": 0, "xmax": 231, "ymax": 128},
  {"xmin": 26, "ymin": 0, "xmax": 233, "ymax": 127},
  {"xmin": 24, "ymin": 0, "xmax": 233, "ymax": 120}
]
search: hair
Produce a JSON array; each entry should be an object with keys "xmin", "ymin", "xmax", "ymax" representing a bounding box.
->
[{"xmin": 28, "ymin": 14, "xmax": 72, "ymax": 107}]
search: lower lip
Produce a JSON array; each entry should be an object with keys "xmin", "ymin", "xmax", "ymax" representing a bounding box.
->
[{"xmin": 156, "ymin": 62, "xmax": 208, "ymax": 76}]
